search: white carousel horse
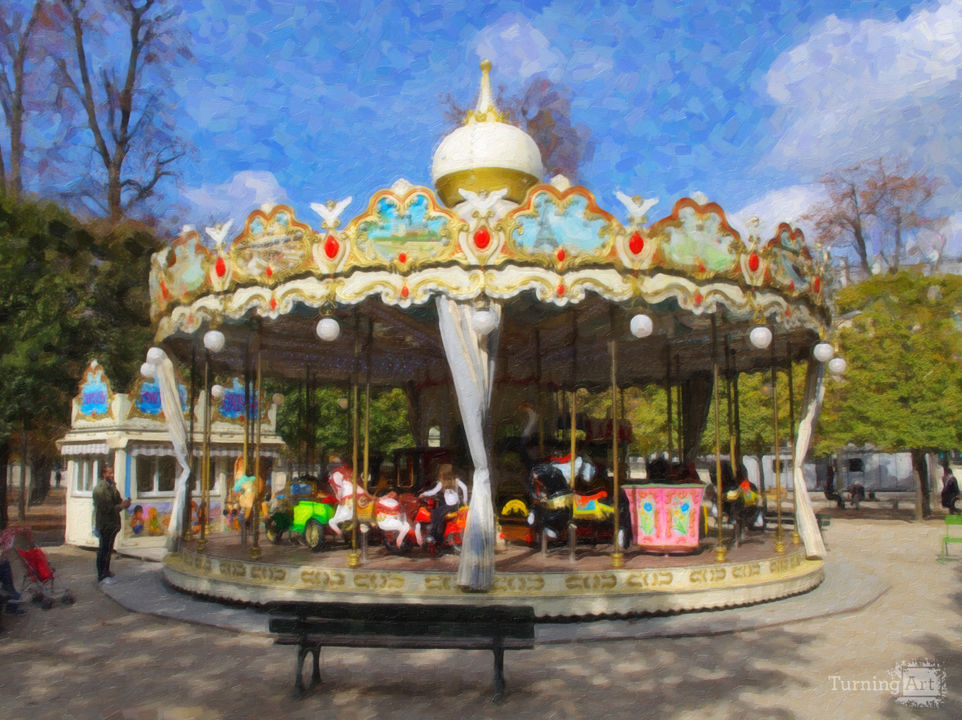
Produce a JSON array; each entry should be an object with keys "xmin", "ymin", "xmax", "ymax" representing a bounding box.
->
[{"xmin": 327, "ymin": 465, "xmax": 417, "ymax": 547}]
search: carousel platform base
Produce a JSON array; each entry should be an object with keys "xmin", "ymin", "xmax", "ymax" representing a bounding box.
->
[{"xmin": 162, "ymin": 531, "xmax": 823, "ymax": 620}]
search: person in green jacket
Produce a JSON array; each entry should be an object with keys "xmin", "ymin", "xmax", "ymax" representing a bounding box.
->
[{"xmin": 92, "ymin": 466, "xmax": 130, "ymax": 584}]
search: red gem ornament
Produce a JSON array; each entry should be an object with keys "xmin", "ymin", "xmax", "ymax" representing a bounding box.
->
[
  {"xmin": 556, "ymin": 284, "xmax": 565, "ymax": 296},
  {"xmin": 556, "ymin": 248, "xmax": 566, "ymax": 262},
  {"xmin": 698, "ymin": 262, "xmax": 706, "ymax": 274},
  {"xmin": 748, "ymin": 253, "xmax": 760, "ymax": 272},
  {"xmin": 629, "ymin": 232, "xmax": 645, "ymax": 255},
  {"xmin": 474, "ymin": 226, "xmax": 491, "ymax": 250},
  {"xmin": 814, "ymin": 277, "xmax": 821, "ymax": 293},
  {"xmin": 324, "ymin": 235, "xmax": 339, "ymax": 259},
  {"xmin": 399, "ymin": 252, "xmax": 407, "ymax": 264},
  {"xmin": 401, "ymin": 286, "xmax": 410, "ymax": 299},
  {"xmin": 160, "ymin": 281, "xmax": 171, "ymax": 300},
  {"xmin": 270, "ymin": 297, "xmax": 277, "ymax": 310},
  {"xmin": 694, "ymin": 291, "xmax": 703, "ymax": 305},
  {"xmin": 266, "ymin": 266, "xmax": 273, "ymax": 278},
  {"xmin": 789, "ymin": 281, "xmax": 795, "ymax": 291},
  {"xmin": 215, "ymin": 256, "xmax": 227, "ymax": 278}
]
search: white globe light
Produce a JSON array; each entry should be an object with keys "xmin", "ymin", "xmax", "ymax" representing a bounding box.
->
[
  {"xmin": 272, "ymin": 393, "xmax": 285, "ymax": 406},
  {"xmin": 203, "ymin": 329, "xmax": 225, "ymax": 353},
  {"xmin": 813, "ymin": 342, "xmax": 835, "ymax": 363},
  {"xmin": 749, "ymin": 325, "xmax": 773, "ymax": 349},
  {"xmin": 828, "ymin": 357, "xmax": 847, "ymax": 375},
  {"xmin": 210, "ymin": 384, "xmax": 225, "ymax": 399},
  {"xmin": 630, "ymin": 313, "xmax": 654, "ymax": 338},
  {"xmin": 472, "ymin": 308, "xmax": 498, "ymax": 336},
  {"xmin": 140, "ymin": 362, "xmax": 156, "ymax": 380},
  {"xmin": 146, "ymin": 346, "xmax": 165, "ymax": 365},
  {"xmin": 316, "ymin": 317, "xmax": 341, "ymax": 342}
]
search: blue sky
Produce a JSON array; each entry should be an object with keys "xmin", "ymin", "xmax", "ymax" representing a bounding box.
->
[{"xmin": 16, "ymin": 0, "xmax": 962, "ymax": 257}]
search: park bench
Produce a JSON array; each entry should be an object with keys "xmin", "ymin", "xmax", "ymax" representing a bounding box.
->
[{"xmin": 268, "ymin": 601, "xmax": 535, "ymax": 703}]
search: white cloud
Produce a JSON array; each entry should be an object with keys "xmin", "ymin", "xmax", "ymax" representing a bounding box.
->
[
  {"xmin": 473, "ymin": 12, "xmax": 612, "ymax": 87},
  {"xmin": 182, "ymin": 170, "xmax": 290, "ymax": 232},
  {"xmin": 729, "ymin": 184, "xmax": 827, "ymax": 242},
  {"xmin": 762, "ymin": 2, "xmax": 962, "ymax": 213}
]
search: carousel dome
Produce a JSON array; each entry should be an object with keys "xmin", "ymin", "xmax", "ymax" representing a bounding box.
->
[{"xmin": 431, "ymin": 60, "xmax": 544, "ymax": 207}]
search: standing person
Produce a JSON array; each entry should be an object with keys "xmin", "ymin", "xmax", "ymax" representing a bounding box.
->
[
  {"xmin": 93, "ymin": 466, "xmax": 130, "ymax": 584},
  {"xmin": 941, "ymin": 468, "xmax": 961, "ymax": 514}
]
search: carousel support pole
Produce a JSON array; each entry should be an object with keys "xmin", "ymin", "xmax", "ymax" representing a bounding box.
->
[
  {"xmin": 609, "ymin": 338, "xmax": 623, "ymax": 568},
  {"xmin": 568, "ymin": 389, "xmax": 577, "ymax": 563},
  {"xmin": 725, "ymin": 336, "xmax": 736, "ymax": 469},
  {"xmin": 535, "ymin": 331, "xmax": 544, "ymax": 456},
  {"xmin": 675, "ymin": 356, "xmax": 683, "ymax": 465},
  {"xmin": 359, "ymin": 319, "xmax": 373, "ymax": 563},
  {"xmin": 786, "ymin": 341, "xmax": 800, "ymax": 545},
  {"xmin": 771, "ymin": 339, "xmax": 785, "ymax": 554},
  {"xmin": 731, "ymin": 347, "xmax": 743, "ymax": 470},
  {"xmin": 240, "ymin": 342, "xmax": 251, "ymax": 549},
  {"xmin": 712, "ymin": 316, "xmax": 727, "ymax": 563},
  {"xmin": 347, "ymin": 313, "xmax": 361, "ymax": 569},
  {"xmin": 665, "ymin": 345, "xmax": 673, "ymax": 465},
  {"xmin": 250, "ymin": 343, "xmax": 263, "ymax": 560},
  {"xmin": 198, "ymin": 347, "xmax": 212, "ymax": 551},
  {"xmin": 183, "ymin": 345, "xmax": 196, "ymax": 543}
]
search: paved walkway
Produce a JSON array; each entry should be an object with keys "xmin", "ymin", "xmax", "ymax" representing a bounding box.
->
[{"xmin": 1, "ymin": 515, "xmax": 959, "ymax": 719}]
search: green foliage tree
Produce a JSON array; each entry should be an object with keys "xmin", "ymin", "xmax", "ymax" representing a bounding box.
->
[
  {"xmin": 0, "ymin": 193, "xmax": 156, "ymax": 527},
  {"xmin": 815, "ymin": 271, "xmax": 962, "ymax": 518},
  {"xmin": 275, "ymin": 384, "xmax": 414, "ymax": 473}
]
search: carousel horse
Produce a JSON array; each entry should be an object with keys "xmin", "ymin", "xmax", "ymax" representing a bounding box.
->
[
  {"xmin": 525, "ymin": 453, "xmax": 631, "ymax": 549},
  {"xmin": 224, "ymin": 456, "xmax": 258, "ymax": 531},
  {"xmin": 375, "ymin": 492, "xmax": 428, "ymax": 552},
  {"xmin": 325, "ymin": 465, "xmax": 377, "ymax": 541}
]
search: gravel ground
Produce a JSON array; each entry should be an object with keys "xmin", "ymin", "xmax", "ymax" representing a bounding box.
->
[{"xmin": 0, "ymin": 494, "xmax": 959, "ymax": 720}]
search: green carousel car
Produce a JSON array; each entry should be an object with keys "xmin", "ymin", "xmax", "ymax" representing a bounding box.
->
[{"xmin": 264, "ymin": 477, "xmax": 338, "ymax": 550}]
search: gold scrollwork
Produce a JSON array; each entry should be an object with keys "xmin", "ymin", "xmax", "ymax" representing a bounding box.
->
[
  {"xmin": 492, "ymin": 575, "xmax": 546, "ymax": 593},
  {"xmin": 218, "ymin": 561, "xmax": 247, "ymax": 578},
  {"xmin": 353, "ymin": 573, "xmax": 405, "ymax": 591},
  {"xmin": 300, "ymin": 568, "xmax": 347, "ymax": 588},
  {"xmin": 731, "ymin": 562, "xmax": 761, "ymax": 579},
  {"xmin": 424, "ymin": 575, "xmax": 458, "ymax": 592},
  {"xmin": 250, "ymin": 565, "xmax": 287, "ymax": 583},
  {"xmin": 625, "ymin": 571, "xmax": 674, "ymax": 589},
  {"xmin": 564, "ymin": 573, "xmax": 618, "ymax": 591},
  {"xmin": 689, "ymin": 567, "xmax": 727, "ymax": 584}
]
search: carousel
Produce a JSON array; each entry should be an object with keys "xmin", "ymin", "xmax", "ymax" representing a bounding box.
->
[{"xmin": 149, "ymin": 61, "xmax": 837, "ymax": 618}]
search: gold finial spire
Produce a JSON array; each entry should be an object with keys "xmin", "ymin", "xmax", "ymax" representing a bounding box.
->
[{"xmin": 466, "ymin": 59, "xmax": 507, "ymax": 124}]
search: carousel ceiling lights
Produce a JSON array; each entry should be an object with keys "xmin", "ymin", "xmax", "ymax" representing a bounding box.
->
[
  {"xmin": 316, "ymin": 317, "xmax": 341, "ymax": 342},
  {"xmin": 203, "ymin": 329, "xmax": 226, "ymax": 353},
  {"xmin": 827, "ymin": 357, "xmax": 847, "ymax": 375},
  {"xmin": 272, "ymin": 393, "xmax": 285, "ymax": 406},
  {"xmin": 812, "ymin": 342, "xmax": 835, "ymax": 363},
  {"xmin": 749, "ymin": 325, "xmax": 773, "ymax": 349},
  {"xmin": 210, "ymin": 384, "xmax": 225, "ymax": 399},
  {"xmin": 472, "ymin": 307, "xmax": 499, "ymax": 336},
  {"xmin": 629, "ymin": 313, "xmax": 654, "ymax": 338},
  {"xmin": 139, "ymin": 362, "xmax": 156, "ymax": 379}
]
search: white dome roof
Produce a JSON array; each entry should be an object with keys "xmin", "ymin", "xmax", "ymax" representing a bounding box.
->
[{"xmin": 431, "ymin": 61, "xmax": 544, "ymax": 207}]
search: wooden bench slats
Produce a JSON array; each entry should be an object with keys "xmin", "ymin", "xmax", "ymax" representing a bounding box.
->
[
  {"xmin": 273, "ymin": 633, "xmax": 532, "ymax": 650},
  {"xmin": 269, "ymin": 617, "xmax": 534, "ymax": 641}
]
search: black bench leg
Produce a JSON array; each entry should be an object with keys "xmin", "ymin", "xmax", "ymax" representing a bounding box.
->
[
  {"xmin": 492, "ymin": 642, "xmax": 505, "ymax": 704},
  {"xmin": 295, "ymin": 643, "xmax": 322, "ymax": 699}
]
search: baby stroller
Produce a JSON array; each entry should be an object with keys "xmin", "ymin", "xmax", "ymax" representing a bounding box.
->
[{"xmin": 2, "ymin": 528, "xmax": 74, "ymax": 609}]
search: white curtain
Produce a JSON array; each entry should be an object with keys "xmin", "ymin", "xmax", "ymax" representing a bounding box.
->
[
  {"xmin": 436, "ymin": 297, "xmax": 501, "ymax": 590},
  {"xmin": 148, "ymin": 348, "xmax": 191, "ymax": 552},
  {"xmin": 793, "ymin": 359, "xmax": 827, "ymax": 557}
]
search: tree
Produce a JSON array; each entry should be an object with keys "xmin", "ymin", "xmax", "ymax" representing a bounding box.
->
[
  {"xmin": 0, "ymin": 0, "xmax": 46, "ymax": 197},
  {"xmin": 815, "ymin": 271, "xmax": 962, "ymax": 518},
  {"xmin": 805, "ymin": 158, "xmax": 944, "ymax": 276},
  {"xmin": 0, "ymin": 193, "xmax": 159, "ymax": 527},
  {"xmin": 53, "ymin": 0, "xmax": 186, "ymax": 222}
]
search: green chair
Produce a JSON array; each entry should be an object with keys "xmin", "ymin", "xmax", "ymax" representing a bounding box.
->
[{"xmin": 940, "ymin": 515, "xmax": 962, "ymax": 561}]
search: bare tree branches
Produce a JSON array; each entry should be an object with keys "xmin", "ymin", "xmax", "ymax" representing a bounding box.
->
[
  {"xmin": 805, "ymin": 158, "xmax": 945, "ymax": 275},
  {"xmin": 0, "ymin": 0, "xmax": 46, "ymax": 197},
  {"xmin": 54, "ymin": 0, "xmax": 187, "ymax": 222}
]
